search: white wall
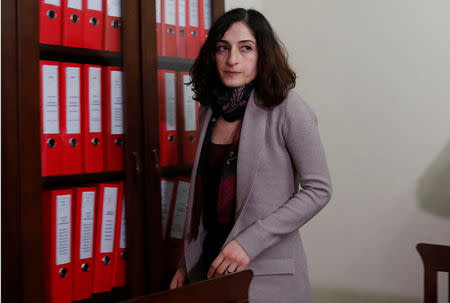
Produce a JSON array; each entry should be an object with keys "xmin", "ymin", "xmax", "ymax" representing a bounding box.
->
[
  {"xmin": 225, "ymin": 0, "xmax": 261, "ymax": 11},
  {"xmin": 225, "ymin": 1, "xmax": 450, "ymax": 302}
]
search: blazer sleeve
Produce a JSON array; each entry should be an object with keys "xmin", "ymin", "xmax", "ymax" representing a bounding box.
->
[{"xmin": 234, "ymin": 95, "xmax": 332, "ymax": 260}]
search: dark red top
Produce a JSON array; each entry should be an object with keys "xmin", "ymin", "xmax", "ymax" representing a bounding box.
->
[{"xmin": 201, "ymin": 123, "xmax": 242, "ymax": 264}]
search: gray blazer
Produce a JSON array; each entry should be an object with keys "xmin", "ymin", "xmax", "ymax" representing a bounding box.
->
[{"xmin": 182, "ymin": 90, "xmax": 332, "ymax": 303}]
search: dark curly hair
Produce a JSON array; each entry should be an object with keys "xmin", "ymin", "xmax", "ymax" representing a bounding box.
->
[{"xmin": 189, "ymin": 8, "xmax": 296, "ymax": 108}]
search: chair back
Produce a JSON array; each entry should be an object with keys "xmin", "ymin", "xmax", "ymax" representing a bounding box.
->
[{"xmin": 416, "ymin": 243, "xmax": 450, "ymax": 303}]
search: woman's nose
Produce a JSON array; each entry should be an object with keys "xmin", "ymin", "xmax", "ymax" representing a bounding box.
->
[{"xmin": 226, "ymin": 48, "xmax": 239, "ymax": 65}]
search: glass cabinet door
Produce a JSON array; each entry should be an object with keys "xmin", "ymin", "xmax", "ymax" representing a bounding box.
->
[{"xmin": 154, "ymin": 0, "xmax": 213, "ymax": 287}]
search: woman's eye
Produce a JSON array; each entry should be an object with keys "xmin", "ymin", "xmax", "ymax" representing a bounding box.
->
[
  {"xmin": 242, "ymin": 45, "xmax": 253, "ymax": 51},
  {"xmin": 216, "ymin": 45, "xmax": 229, "ymax": 52}
]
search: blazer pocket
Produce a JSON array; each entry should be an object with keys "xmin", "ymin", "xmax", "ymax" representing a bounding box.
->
[{"xmin": 249, "ymin": 258, "xmax": 295, "ymax": 276}]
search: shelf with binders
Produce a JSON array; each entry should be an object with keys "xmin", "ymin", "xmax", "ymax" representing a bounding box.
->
[
  {"xmin": 156, "ymin": 60, "xmax": 199, "ymax": 289},
  {"xmin": 156, "ymin": 0, "xmax": 212, "ymax": 60},
  {"xmin": 155, "ymin": 0, "xmax": 213, "ymax": 178},
  {"xmin": 39, "ymin": 59, "xmax": 125, "ymax": 177},
  {"xmin": 159, "ymin": 176, "xmax": 191, "ymax": 288},
  {"xmin": 42, "ymin": 181, "xmax": 128, "ymax": 303},
  {"xmin": 39, "ymin": 0, "xmax": 122, "ymax": 52},
  {"xmin": 39, "ymin": 29, "xmax": 129, "ymax": 302},
  {"xmin": 157, "ymin": 56, "xmax": 198, "ymax": 179},
  {"xmin": 3, "ymin": 0, "xmax": 178, "ymax": 302},
  {"xmin": 157, "ymin": 69, "xmax": 199, "ymax": 178}
]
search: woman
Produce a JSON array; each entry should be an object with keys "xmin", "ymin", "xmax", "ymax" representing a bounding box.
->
[{"xmin": 170, "ymin": 8, "xmax": 332, "ymax": 303}]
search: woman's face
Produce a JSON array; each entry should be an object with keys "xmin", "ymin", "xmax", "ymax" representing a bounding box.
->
[{"xmin": 215, "ymin": 22, "xmax": 258, "ymax": 88}]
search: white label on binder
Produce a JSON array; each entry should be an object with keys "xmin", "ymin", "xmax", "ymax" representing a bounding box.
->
[
  {"xmin": 189, "ymin": 0, "xmax": 198, "ymax": 27},
  {"xmin": 170, "ymin": 181, "xmax": 189, "ymax": 239},
  {"xmin": 119, "ymin": 198, "xmax": 126, "ymax": 249},
  {"xmin": 66, "ymin": 67, "xmax": 81, "ymax": 134},
  {"xmin": 68, "ymin": 0, "xmax": 82, "ymax": 10},
  {"xmin": 89, "ymin": 67, "xmax": 102, "ymax": 133},
  {"xmin": 165, "ymin": 0, "xmax": 176, "ymax": 25},
  {"xmin": 56, "ymin": 194, "xmax": 71, "ymax": 265},
  {"xmin": 203, "ymin": 0, "xmax": 211, "ymax": 29},
  {"xmin": 107, "ymin": 0, "xmax": 121, "ymax": 17},
  {"xmin": 110, "ymin": 71, "xmax": 124, "ymax": 135},
  {"xmin": 43, "ymin": 65, "xmax": 60, "ymax": 135},
  {"xmin": 178, "ymin": 0, "xmax": 186, "ymax": 27},
  {"xmin": 45, "ymin": 0, "xmax": 61, "ymax": 6},
  {"xmin": 88, "ymin": 0, "xmax": 102, "ymax": 11},
  {"xmin": 100, "ymin": 187, "xmax": 118, "ymax": 253},
  {"xmin": 156, "ymin": 0, "xmax": 161, "ymax": 23},
  {"xmin": 80, "ymin": 191, "xmax": 95, "ymax": 260},
  {"xmin": 161, "ymin": 180, "xmax": 174, "ymax": 238},
  {"xmin": 183, "ymin": 75, "xmax": 196, "ymax": 131},
  {"xmin": 164, "ymin": 73, "xmax": 176, "ymax": 131}
]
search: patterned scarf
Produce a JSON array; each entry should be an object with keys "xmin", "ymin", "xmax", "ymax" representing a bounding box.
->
[{"xmin": 211, "ymin": 82, "xmax": 254, "ymax": 122}]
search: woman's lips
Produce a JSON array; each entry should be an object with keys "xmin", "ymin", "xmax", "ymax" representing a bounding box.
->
[{"xmin": 224, "ymin": 71, "xmax": 240, "ymax": 75}]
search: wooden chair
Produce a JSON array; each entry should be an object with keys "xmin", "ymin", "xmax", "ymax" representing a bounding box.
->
[
  {"xmin": 121, "ymin": 269, "xmax": 253, "ymax": 303},
  {"xmin": 416, "ymin": 243, "xmax": 450, "ymax": 303}
]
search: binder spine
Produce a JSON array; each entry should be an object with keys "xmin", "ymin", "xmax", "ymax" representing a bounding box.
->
[
  {"xmin": 43, "ymin": 189, "xmax": 74, "ymax": 303},
  {"xmin": 103, "ymin": 66, "xmax": 124, "ymax": 171},
  {"xmin": 40, "ymin": 0, "xmax": 62, "ymax": 45},
  {"xmin": 60, "ymin": 62, "xmax": 83, "ymax": 175},
  {"xmin": 82, "ymin": 64, "xmax": 104, "ymax": 173},
  {"xmin": 162, "ymin": 0, "xmax": 177, "ymax": 56},
  {"xmin": 166, "ymin": 178, "xmax": 189, "ymax": 272},
  {"xmin": 176, "ymin": 0, "xmax": 187, "ymax": 58},
  {"xmin": 83, "ymin": 0, "xmax": 104, "ymax": 49},
  {"xmin": 186, "ymin": 0, "xmax": 200, "ymax": 58},
  {"xmin": 156, "ymin": 0, "xmax": 163, "ymax": 56},
  {"xmin": 92, "ymin": 183, "xmax": 119, "ymax": 293},
  {"xmin": 158, "ymin": 69, "xmax": 179, "ymax": 166},
  {"xmin": 72, "ymin": 187, "xmax": 96, "ymax": 301},
  {"xmin": 62, "ymin": 0, "xmax": 84, "ymax": 47},
  {"xmin": 40, "ymin": 60, "xmax": 63, "ymax": 176},
  {"xmin": 103, "ymin": 0, "xmax": 122, "ymax": 51},
  {"xmin": 177, "ymin": 72, "xmax": 199, "ymax": 164},
  {"xmin": 112, "ymin": 182, "xmax": 126, "ymax": 287}
]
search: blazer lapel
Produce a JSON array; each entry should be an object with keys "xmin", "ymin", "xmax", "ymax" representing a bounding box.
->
[{"xmin": 235, "ymin": 91, "xmax": 267, "ymax": 220}]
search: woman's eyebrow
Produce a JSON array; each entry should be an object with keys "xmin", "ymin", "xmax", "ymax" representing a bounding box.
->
[
  {"xmin": 217, "ymin": 39, "xmax": 256, "ymax": 44},
  {"xmin": 238, "ymin": 39, "xmax": 256, "ymax": 44}
]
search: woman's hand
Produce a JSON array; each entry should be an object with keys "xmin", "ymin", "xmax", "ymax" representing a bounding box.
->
[
  {"xmin": 207, "ymin": 240, "xmax": 250, "ymax": 279},
  {"xmin": 169, "ymin": 266, "xmax": 188, "ymax": 289}
]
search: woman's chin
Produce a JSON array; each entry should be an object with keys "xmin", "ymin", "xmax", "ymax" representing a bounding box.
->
[{"xmin": 222, "ymin": 80, "xmax": 246, "ymax": 88}]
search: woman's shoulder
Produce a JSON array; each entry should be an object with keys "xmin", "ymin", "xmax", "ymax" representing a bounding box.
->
[{"xmin": 270, "ymin": 90, "xmax": 317, "ymax": 122}]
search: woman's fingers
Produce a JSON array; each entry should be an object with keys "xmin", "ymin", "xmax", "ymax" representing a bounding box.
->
[
  {"xmin": 169, "ymin": 276, "xmax": 179, "ymax": 289},
  {"xmin": 169, "ymin": 267, "xmax": 187, "ymax": 289},
  {"xmin": 208, "ymin": 240, "xmax": 251, "ymax": 279},
  {"xmin": 207, "ymin": 254, "xmax": 224, "ymax": 279},
  {"xmin": 213, "ymin": 259, "xmax": 231, "ymax": 278},
  {"xmin": 227, "ymin": 263, "xmax": 239, "ymax": 273}
]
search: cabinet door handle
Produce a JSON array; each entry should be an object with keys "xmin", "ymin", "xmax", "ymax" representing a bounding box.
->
[
  {"xmin": 132, "ymin": 152, "xmax": 142, "ymax": 177},
  {"xmin": 152, "ymin": 149, "xmax": 160, "ymax": 169}
]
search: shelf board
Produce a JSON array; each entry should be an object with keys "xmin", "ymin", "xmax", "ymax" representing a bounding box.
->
[
  {"xmin": 40, "ymin": 44, "xmax": 122, "ymax": 66},
  {"xmin": 42, "ymin": 171, "xmax": 125, "ymax": 189},
  {"xmin": 159, "ymin": 164, "xmax": 193, "ymax": 178},
  {"xmin": 74, "ymin": 286, "xmax": 128, "ymax": 303},
  {"xmin": 157, "ymin": 56, "xmax": 195, "ymax": 71}
]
